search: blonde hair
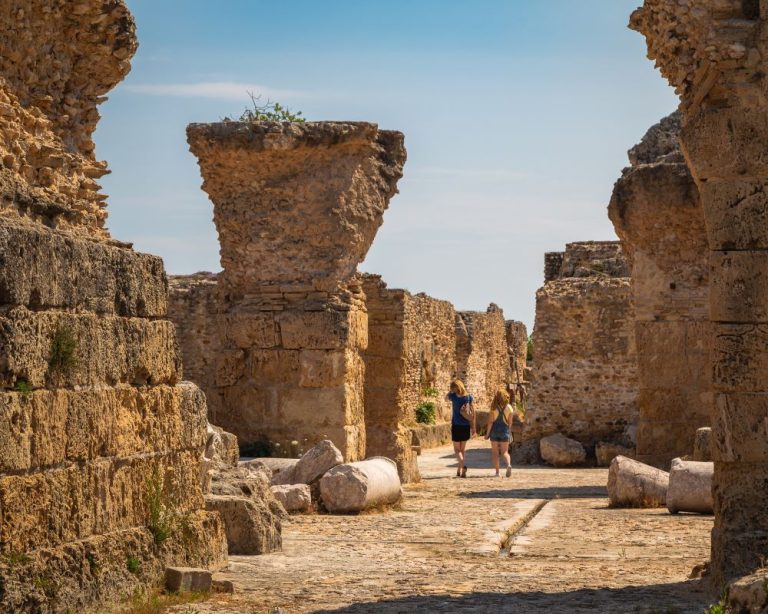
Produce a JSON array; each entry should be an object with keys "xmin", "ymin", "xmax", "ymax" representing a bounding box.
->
[
  {"xmin": 450, "ymin": 379, "xmax": 467, "ymax": 396},
  {"xmin": 492, "ymin": 388, "xmax": 510, "ymax": 411}
]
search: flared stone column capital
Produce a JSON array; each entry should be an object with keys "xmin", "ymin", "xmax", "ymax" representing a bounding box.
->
[{"xmin": 187, "ymin": 121, "xmax": 406, "ymax": 296}]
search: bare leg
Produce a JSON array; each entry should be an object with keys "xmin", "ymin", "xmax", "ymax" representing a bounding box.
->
[
  {"xmin": 491, "ymin": 441, "xmax": 500, "ymax": 475},
  {"xmin": 497, "ymin": 442, "xmax": 512, "ymax": 477},
  {"xmin": 453, "ymin": 442, "xmax": 464, "ymax": 475},
  {"xmin": 459, "ymin": 441, "xmax": 468, "ymax": 476}
]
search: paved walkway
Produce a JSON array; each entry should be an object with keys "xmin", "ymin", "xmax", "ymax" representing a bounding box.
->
[{"xmin": 176, "ymin": 440, "xmax": 714, "ymax": 613}]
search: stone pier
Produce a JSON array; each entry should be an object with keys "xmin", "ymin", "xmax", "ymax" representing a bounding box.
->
[
  {"xmin": 184, "ymin": 122, "xmax": 406, "ymax": 462},
  {"xmin": 526, "ymin": 242, "xmax": 638, "ymax": 445},
  {"xmin": 609, "ymin": 113, "xmax": 711, "ymax": 468},
  {"xmin": 632, "ymin": 0, "xmax": 768, "ymax": 585}
]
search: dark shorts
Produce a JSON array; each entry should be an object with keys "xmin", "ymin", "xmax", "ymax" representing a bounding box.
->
[{"xmin": 451, "ymin": 424, "xmax": 471, "ymax": 442}]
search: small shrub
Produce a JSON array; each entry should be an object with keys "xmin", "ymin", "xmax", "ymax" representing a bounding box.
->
[
  {"xmin": 13, "ymin": 379, "xmax": 32, "ymax": 396},
  {"xmin": 48, "ymin": 326, "xmax": 78, "ymax": 376},
  {"xmin": 422, "ymin": 386, "xmax": 439, "ymax": 398},
  {"xmin": 415, "ymin": 401, "xmax": 436, "ymax": 425},
  {"xmin": 1, "ymin": 551, "xmax": 30, "ymax": 568},
  {"xmin": 526, "ymin": 336, "xmax": 534, "ymax": 363},
  {"xmin": 515, "ymin": 400, "xmax": 526, "ymax": 416},
  {"xmin": 225, "ymin": 92, "xmax": 305, "ymax": 123},
  {"xmin": 146, "ymin": 468, "xmax": 178, "ymax": 545},
  {"xmin": 126, "ymin": 555, "xmax": 141, "ymax": 574}
]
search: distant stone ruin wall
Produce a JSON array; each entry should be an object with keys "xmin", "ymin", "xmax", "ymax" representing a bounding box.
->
[
  {"xmin": 361, "ymin": 275, "xmax": 456, "ymax": 482},
  {"xmin": 609, "ymin": 113, "xmax": 711, "ymax": 467},
  {"xmin": 0, "ymin": 3, "xmax": 228, "ymax": 610},
  {"xmin": 186, "ymin": 121, "xmax": 406, "ymax": 463},
  {"xmin": 455, "ymin": 305, "xmax": 510, "ymax": 412},
  {"xmin": 0, "ymin": 1, "xmax": 138, "ymax": 237},
  {"xmin": 506, "ymin": 320, "xmax": 528, "ymax": 385},
  {"xmin": 526, "ymin": 242, "xmax": 638, "ymax": 444}
]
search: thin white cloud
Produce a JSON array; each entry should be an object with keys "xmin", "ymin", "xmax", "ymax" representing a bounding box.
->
[{"xmin": 124, "ymin": 81, "xmax": 307, "ymax": 101}]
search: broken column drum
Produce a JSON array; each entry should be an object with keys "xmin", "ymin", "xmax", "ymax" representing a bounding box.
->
[
  {"xmin": 609, "ymin": 113, "xmax": 711, "ymax": 468},
  {"xmin": 632, "ymin": 0, "xmax": 768, "ymax": 585},
  {"xmin": 186, "ymin": 122, "xmax": 406, "ymax": 462}
]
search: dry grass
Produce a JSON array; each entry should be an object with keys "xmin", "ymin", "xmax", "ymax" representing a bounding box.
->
[{"xmin": 121, "ymin": 588, "xmax": 210, "ymax": 614}]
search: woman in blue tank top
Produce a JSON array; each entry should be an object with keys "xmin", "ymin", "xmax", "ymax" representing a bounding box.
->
[{"xmin": 446, "ymin": 379, "xmax": 475, "ymax": 478}]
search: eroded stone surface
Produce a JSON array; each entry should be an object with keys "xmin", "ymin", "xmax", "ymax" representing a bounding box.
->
[
  {"xmin": 526, "ymin": 242, "xmax": 638, "ymax": 445},
  {"xmin": 609, "ymin": 113, "xmax": 710, "ymax": 468}
]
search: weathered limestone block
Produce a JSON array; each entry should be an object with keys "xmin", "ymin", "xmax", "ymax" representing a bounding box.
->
[
  {"xmin": 455, "ymin": 305, "xmax": 509, "ymax": 412},
  {"xmin": 609, "ymin": 113, "xmax": 710, "ymax": 467},
  {"xmin": 165, "ymin": 567, "xmax": 213, "ymax": 593},
  {"xmin": 0, "ymin": 383, "xmax": 207, "ymax": 473},
  {"xmin": 0, "ymin": 219, "xmax": 167, "ymax": 316},
  {"xmin": 293, "ymin": 439, "xmax": 344, "ymax": 485},
  {"xmin": 205, "ymin": 495, "xmax": 282, "ymax": 555},
  {"xmin": 270, "ymin": 484, "xmax": 312, "ymax": 513},
  {"xmin": 596, "ymin": 442, "xmax": 635, "ymax": 467},
  {"xmin": 607, "ymin": 456, "xmax": 668, "ymax": 508},
  {"xmin": 0, "ymin": 308, "xmax": 181, "ymax": 389},
  {"xmin": 693, "ymin": 427, "xmax": 712, "ymax": 462},
  {"xmin": 666, "ymin": 458, "xmax": 714, "ymax": 515},
  {"xmin": 631, "ymin": 0, "xmax": 768, "ymax": 585},
  {"xmin": 728, "ymin": 571, "xmax": 768, "ymax": 613},
  {"xmin": 319, "ymin": 457, "xmax": 402, "ymax": 514},
  {"xmin": 361, "ymin": 274, "xmax": 457, "ymax": 482},
  {"xmin": 205, "ymin": 423, "xmax": 240, "ymax": 467},
  {"xmin": 539, "ymin": 433, "xmax": 586, "ymax": 467},
  {"xmin": 506, "ymin": 320, "xmax": 528, "ymax": 385},
  {"xmin": 526, "ymin": 243, "xmax": 638, "ymax": 446}
]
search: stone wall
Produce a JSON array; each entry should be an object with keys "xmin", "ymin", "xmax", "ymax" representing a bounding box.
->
[
  {"xmin": 0, "ymin": 3, "xmax": 228, "ymax": 610},
  {"xmin": 526, "ymin": 242, "xmax": 638, "ymax": 444},
  {"xmin": 361, "ymin": 275, "xmax": 456, "ymax": 482},
  {"xmin": 631, "ymin": 0, "xmax": 768, "ymax": 585},
  {"xmin": 506, "ymin": 320, "xmax": 528, "ymax": 386},
  {"xmin": 455, "ymin": 305, "xmax": 510, "ymax": 412},
  {"xmin": 609, "ymin": 113, "xmax": 710, "ymax": 468},
  {"xmin": 184, "ymin": 122, "xmax": 406, "ymax": 463}
]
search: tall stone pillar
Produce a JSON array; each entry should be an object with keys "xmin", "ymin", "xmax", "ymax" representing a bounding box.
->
[
  {"xmin": 187, "ymin": 122, "xmax": 406, "ymax": 461},
  {"xmin": 609, "ymin": 113, "xmax": 711, "ymax": 468},
  {"xmin": 632, "ymin": 0, "xmax": 768, "ymax": 584}
]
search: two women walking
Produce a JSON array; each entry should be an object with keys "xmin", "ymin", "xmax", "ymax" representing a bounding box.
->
[{"xmin": 448, "ymin": 379, "xmax": 518, "ymax": 478}]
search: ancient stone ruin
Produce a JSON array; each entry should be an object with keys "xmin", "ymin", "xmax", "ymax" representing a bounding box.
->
[
  {"xmin": 525, "ymin": 241, "xmax": 638, "ymax": 447},
  {"xmin": 0, "ymin": 1, "xmax": 231, "ymax": 610},
  {"xmin": 609, "ymin": 112, "xmax": 710, "ymax": 468},
  {"xmin": 178, "ymin": 122, "xmax": 406, "ymax": 464},
  {"xmin": 631, "ymin": 0, "xmax": 768, "ymax": 586},
  {"xmin": 360, "ymin": 274, "xmax": 457, "ymax": 483}
]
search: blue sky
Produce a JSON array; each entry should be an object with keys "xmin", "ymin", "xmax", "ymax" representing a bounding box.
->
[{"xmin": 97, "ymin": 0, "xmax": 677, "ymax": 329}]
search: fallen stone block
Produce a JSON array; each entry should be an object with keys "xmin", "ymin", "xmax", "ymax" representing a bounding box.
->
[
  {"xmin": 509, "ymin": 440, "xmax": 541, "ymax": 465},
  {"xmin": 607, "ymin": 455, "xmax": 668, "ymax": 508},
  {"xmin": 205, "ymin": 423, "xmax": 240, "ymax": 466},
  {"xmin": 294, "ymin": 440, "xmax": 344, "ymax": 484},
  {"xmin": 165, "ymin": 567, "xmax": 212, "ymax": 593},
  {"xmin": 319, "ymin": 457, "xmax": 402, "ymax": 514},
  {"xmin": 667, "ymin": 458, "xmax": 713, "ymax": 515},
  {"xmin": 692, "ymin": 427, "xmax": 712, "ymax": 462},
  {"xmin": 212, "ymin": 579, "xmax": 235, "ymax": 594},
  {"xmin": 596, "ymin": 442, "xmax": 635, "ymax": 467},
  {"xmin": 728, "ymin": 571, "xmax": 768, "ymax": 612},
  {"xmin": 205, "ymin": 494, "xmax": 282, "ymax": 555},
  {"xmin": 540, "ymin": 433, "xmax": 586, "ymax": 467},
  {"xmin": 268, "ymin": 459, "xmax": 299, "ymax": 486},
  {"xmin": 270, "ymin": 484, "xmax": 312, "ymax": 513}
]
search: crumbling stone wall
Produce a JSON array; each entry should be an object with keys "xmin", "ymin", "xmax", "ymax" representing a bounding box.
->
[
  {"xmin": 632, "ymin": 0, "xmax": 768, "ymax": 585},
  {"xmin": 609, "ymin": 113, "xmax": 710, "ymax": 468},
  {"xmin": 361, "ymin": 275, "xmax": 456, "ymax": 482},
  {"xmin": 0, "ymin": 0, "xmax": 137, "ymax": 238},
  {"xmin": 0, "ymin": 3, "xmax": 228, "ymax": 611},
  {"xmin": 455, "ymin": 305, "xmax": 510, "ymax": 412},
  {"xmin": 185, "ymin": 122, "xmax": 406, "ymax": 462},
  {"xmin": 506, "ymin": 320, "xmax": 528, "ymax": 386},
  {"xmin": 526, "ymin": 242, "xmax": 638, "ymax": 444}
]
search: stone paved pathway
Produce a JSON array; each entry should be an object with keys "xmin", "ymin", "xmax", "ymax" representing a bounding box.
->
[{"xmin": 173, "ymin": 440, "xmax": 714, "ymax": 613}]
